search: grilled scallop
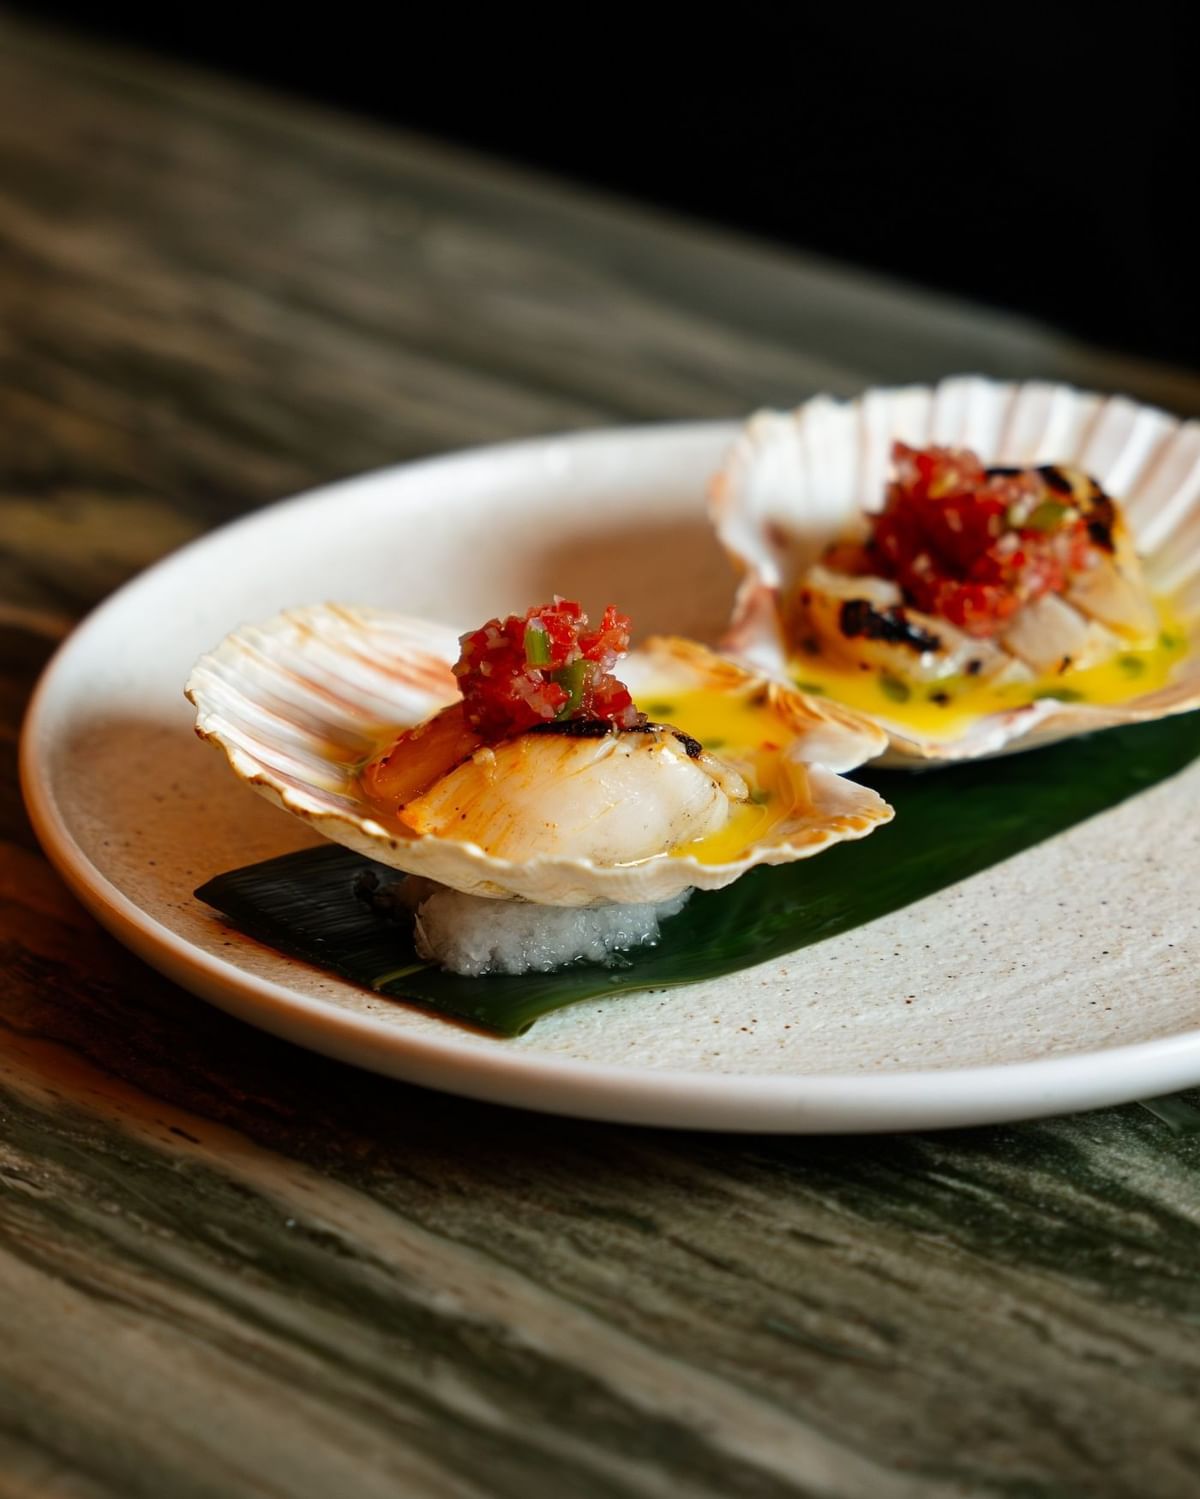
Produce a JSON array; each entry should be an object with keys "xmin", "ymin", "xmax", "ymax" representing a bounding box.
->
[
  {"xmin": 712, "ymin": 378, "xmax": 1200, "ymax": 764},
  {"xmin": 188, "ymin": 606, "xmax": 892, "ymax": 906}
]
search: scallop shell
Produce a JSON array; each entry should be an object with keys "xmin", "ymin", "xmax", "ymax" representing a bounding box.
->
[
  {"xmin": 711, "ymin": 376, "xmax": 1200, "ymax": 765},
  {"xmin": 186, "ymin": 605, "xmax": 892, "ymax": 907}
]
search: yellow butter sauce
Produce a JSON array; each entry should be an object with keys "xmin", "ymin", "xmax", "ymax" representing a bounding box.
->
[
  {"xmin": 635, "ymin": 687, "xmax": 806, "ymax": 865},
  {"xmin": 637, "ymin": 604, "xmax": 1189, "ymax": 862},
  {"xmin": 786, "ymin": 606, "xmax": 1189, "ymax": 742}
]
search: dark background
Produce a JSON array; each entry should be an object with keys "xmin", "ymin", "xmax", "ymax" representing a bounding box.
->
[{"xmin": 15, "ymin": 5, "xmax": 1197, "ymax": 370}]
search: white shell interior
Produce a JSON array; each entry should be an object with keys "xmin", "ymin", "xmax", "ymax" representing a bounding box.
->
[{"xmin": 712, "ymin": 377, "xmax": 1200, "ymax": 763}]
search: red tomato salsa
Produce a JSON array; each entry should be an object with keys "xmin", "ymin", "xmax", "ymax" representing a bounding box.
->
[
  {"xmin": 454, "ymin": 598, "xmax": 644, "ymax": 739},
  {"xmin": 837, "ymin": 443, "xmax": 1114, "ymax": 638}
]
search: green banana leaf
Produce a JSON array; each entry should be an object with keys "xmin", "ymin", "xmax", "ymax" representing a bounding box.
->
[{"xmin": 197, "ymin": 713, "xmax": 1200, "ymax": 1036}]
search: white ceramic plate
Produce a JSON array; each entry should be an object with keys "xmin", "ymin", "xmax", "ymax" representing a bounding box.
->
[{"xmin": 20, "ymin": 422, "xmax": 1200, "ymax": 1132}]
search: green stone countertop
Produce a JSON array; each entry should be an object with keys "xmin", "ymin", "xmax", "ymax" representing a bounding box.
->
[{"xmin": 3, "ymin": 20, "xmax": 1200, "ymax": 1498}]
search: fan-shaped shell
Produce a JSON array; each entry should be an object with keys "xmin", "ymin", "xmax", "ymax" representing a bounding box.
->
[
  {"xmin": 187, "ymin": 605, "xmax": 892, "ymax": 906},
  {"xmin": 711, "ymin": 377, "xmax": 1200, "ymax": 765}
]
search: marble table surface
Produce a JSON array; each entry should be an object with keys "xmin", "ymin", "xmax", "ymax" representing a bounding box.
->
[{"xmin": 3, "ymin": 19, "xmax": 1200, "ymax": 1498}]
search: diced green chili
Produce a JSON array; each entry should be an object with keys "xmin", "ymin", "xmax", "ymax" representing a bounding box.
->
[
  {"xmin": 553, "ymin": 659, "xmax": 592, "ymax": 718},
  {"xmin": 1013, "ymin": 500, "xmax": 1073, "ymax": 532},
  {"xmin": 523, "ymin": 621, "xmax": 552, "ymax": 667}
]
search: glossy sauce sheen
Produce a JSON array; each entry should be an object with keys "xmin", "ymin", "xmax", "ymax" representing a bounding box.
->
[
  {"xmin": 362, "ymin": 689, "xmax": 806, "ymax": 867},
  {"xmin": 789, "ymin": 607, "xmax": 1188, "ymax": 741},
  {"xmin": 638, "ymin": 689, "xmax": 804, "ymax": 864}
]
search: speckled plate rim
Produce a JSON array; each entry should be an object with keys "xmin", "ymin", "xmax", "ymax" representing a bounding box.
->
[{"xmin": 19, "ymin": 421, "xmax": 1200, "ymax": 1133}]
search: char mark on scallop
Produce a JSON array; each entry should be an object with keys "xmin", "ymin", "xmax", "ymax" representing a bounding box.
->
[
  {"xmin": 623, "ymin": 720, "xmax": 702, "ymax": 758},
  {"xmin": 1085, "ymin": 493, "xmax": 1117, "ymax": 552},
  {"xmin": 838, "ymin": 599, "xmax": 942, "ymax": 653},
  {"xmin": 1037, "ymin": 464, "xmax": 1075, "ymax": 495},
  {"xmin": 526, "ymin": 717, "xmax": 615, "ymax": 739},
  {"xmin": 669, "ymin": 729, "xmax": 704, "ymax": 760},
  {"xmin": 524, "ymin": 715, "xmax": 699, "ymax": 757}
]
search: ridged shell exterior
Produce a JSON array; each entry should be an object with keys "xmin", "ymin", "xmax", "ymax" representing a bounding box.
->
[
  {"xmin": 187, "ymin": 606, "xmax": 893, "ymax": 906},
  {"xmin": 711, "ymin": 377, "xmax": 1200, "ymax": 765}
]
